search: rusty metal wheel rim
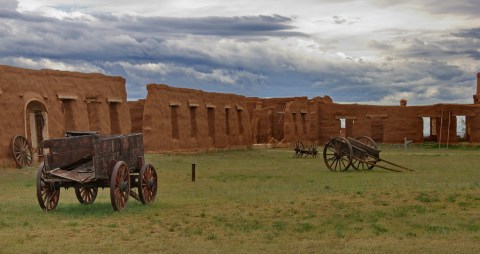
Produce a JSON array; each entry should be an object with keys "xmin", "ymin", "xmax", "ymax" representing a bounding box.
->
[
  {"xmin": 36, "ymin": 162, "xmax": 60, "ymax": 211},
  {"xmin": 323, "ymin": 137, "xmax": 352, "ymax": 171},
  {"xmin": 110, "ymin": 162, "xmax": 130, "ymax": 211},
  {"xmin": 75, "ymin": 187, "xmax": 98, "ymax": 204},
  {"xmin": 12, "ymin": 135, "xmax": 33, "ymax": 168},
  {"xmin": 138, "ymin": 164, "xmax": 157, "ymax": 205}
]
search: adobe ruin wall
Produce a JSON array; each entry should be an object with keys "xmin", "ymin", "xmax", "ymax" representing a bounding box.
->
[
  {"xmin": 0, "ymin": 65, "xmax": 131, "ymax": 165},
  {"xmin": 1, "ymin": 65, "xmax": 479, "ymax": 164},
  {"xmin": 140, "ymin": 84, "xmax": 252, "ymax": 152},
  {"xmin": 128, "ymin": 99, "xmax": 145, "ymax": 133},
  {"xmin": 317, "ymin": 103, "xmax": 480, "ymax": 144}
]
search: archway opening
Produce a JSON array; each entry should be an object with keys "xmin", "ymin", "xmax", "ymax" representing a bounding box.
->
[{"xmin": 25, "ymin": 100, "xmax": 48, "ymax": 161}]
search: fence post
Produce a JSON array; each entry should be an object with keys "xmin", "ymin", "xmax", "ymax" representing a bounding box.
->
[{"xmin": 192, "ymin": 163, "xmax": 196, "ymax": 182}]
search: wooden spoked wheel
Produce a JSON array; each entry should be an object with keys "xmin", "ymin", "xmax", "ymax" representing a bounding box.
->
[
  {"xmin": 36, "ymin": 162, "xmax": 60, "ymax": 211},
  {"xmin": 110, "ymin": 161, "xmax": 130, "ymax": 211},
  {"xmin": 138, "ymin": 163, "xmax": 158, "ymax": 205},
  {"xmin": 293, "ymin": 140, "xmax": 305, "ymax": 158},
  {"xmin": 355, "ymin": 136, "xmax": 378, "ymax": 149},
  {"xmin": 352, "ymin": 136, "xmax": 377, "ymax": 170},
  {"xmin": 75, "ymin": 187, "xmax": 98, "ymax": 204},
  {"xmin": 311, "ymin": 143, "xmax": 319, "ymax": 158},
  {"xmin": 323, "ymin": 137, "xmax": 353, "ymax": 171},
  {"xmin": 12, "ymin": 135, "xmax": 33, "ymax": 168}
]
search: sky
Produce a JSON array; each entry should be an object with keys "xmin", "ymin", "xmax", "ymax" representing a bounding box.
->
[{"xmin": 0, "ymin": 0, "xmax": 479, "ymax": 104}]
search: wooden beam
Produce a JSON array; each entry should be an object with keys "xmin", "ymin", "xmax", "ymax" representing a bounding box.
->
[
  {"xmin": 169, "ymin": 102, "xmax": 181, "ymax": 107},
  {"xmin": 57, "ymin": 94, "xmax": 78, "ymax": 101},
  {"xmin": 107, "ymin": 97, "xmax": 123, "ymax": 103}
]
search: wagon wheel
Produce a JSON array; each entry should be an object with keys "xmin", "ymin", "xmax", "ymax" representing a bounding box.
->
[
  {"xmin": 293, "ymin": 141, "xmax": 304, "ymax": 158},
  {"xmin": 311, "ymin": 143, "xmax": 319, "ymax": 158},
  {"xmin": 36, "ymin": 162, "xmax": 60, "ymax": 211},
  {"xmin": 12, "ymin": 135, "xmax": 33, "ymax": 168},
  {"xmin": 110, "ymin": 161, "xmax": 130, "ymax": 211},
  {"xmin": 323, "ymin": 137, "xmax": 353, "ymax": 171},
  {"xmin": 352, "ymin": 136, "xmax": 378, "ymax": 170},
  {"xmin": 75, "ymin": 187, "xmax": 98, "ymax": 205},
  {"xmin": 138, "ymin": 163, "xmax": 158, "ymax": 205},
  {"xmin": 298, "ymin": 141, "xmax": 306, "ymax": 157},
  {"xmin": 293, "ymin": 140, "xmax": 300, "ymax": 157},
  {"xmin": 355, "ymin": 136, "xmax": 378, "ymax": 149}
]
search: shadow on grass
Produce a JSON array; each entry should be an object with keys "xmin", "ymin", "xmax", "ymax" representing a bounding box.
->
[{"xmin": 43, "ymin": 200, "xmax": 155, "ymax": 218}]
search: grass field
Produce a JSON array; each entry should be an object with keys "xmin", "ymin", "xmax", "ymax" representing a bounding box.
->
[{"xmin": 1, "ymin": 145, "xmax": 480, "ymax": 253}]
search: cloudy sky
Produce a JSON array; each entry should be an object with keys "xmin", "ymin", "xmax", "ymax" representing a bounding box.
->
[{"xmin": 0, "ymin": 0, "xmax": 479, "ymax": 104}]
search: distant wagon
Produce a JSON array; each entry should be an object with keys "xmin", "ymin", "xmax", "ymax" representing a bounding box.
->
[
  {"xmin": 36, "ymin": 132, "xmax": 158, "ymax": 212},
  {"xmin": 323, "ymin": 136, "xmax": 413, "ymax": 172}
]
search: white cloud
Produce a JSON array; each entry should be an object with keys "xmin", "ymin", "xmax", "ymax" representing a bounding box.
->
[{"xmin": 2, "ymin": 57, "xmax": 103, "ymax": 73}]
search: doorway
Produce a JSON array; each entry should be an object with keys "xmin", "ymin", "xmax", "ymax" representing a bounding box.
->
[{"xmin": 25, "ymin": 100, "xmax": 48, "ymax": 160}]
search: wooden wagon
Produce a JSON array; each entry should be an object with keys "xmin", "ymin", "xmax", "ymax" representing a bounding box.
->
[
  {"xmin": 322, "ymin": 136, "xmax": 413, "ymax": 172},
  {"xmin": 36, "ymin": 131, "xmax": 157, "ymax": 212}
]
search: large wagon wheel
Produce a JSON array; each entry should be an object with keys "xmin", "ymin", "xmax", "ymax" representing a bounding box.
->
[
  {"xmin": 75, "ymin": 187, "xmax": 98, "ymax": 204},
  {"xmin": 351, "ymin": 136, "xmax": 378, "ymax": 170},
  {"xmin": 138, "ymin": 163, "xmax": 158, "ymax": 205},
  {"xmin": 12, "ymin": 135, "xmax": 33, "ymax": 168},
  {"xmin": 36, "ymin": 162, "xmax": 60, "ymax": 211},
  {"xmin": 110, "ymin": 161, "xmax": 130, "ymax": 211},
  {"xmin": 323, "ymin": 137, "xmax": 353, "ymax": 171}
]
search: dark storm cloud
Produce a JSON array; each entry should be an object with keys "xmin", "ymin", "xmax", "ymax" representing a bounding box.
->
[
  {"xmin": 115, "ymin": 15, "xmax": 305, "ymax": 37},
  {"xmin": 0, "ymin": 6, "xmax": 303, "ymax": 62},
  {"xmin": 0, "ymin": 0, "xmax": 478, "ymax": 105},
  {"xmin": 453, "ymin": 27, "xmax": 480, "ymax": 39}
]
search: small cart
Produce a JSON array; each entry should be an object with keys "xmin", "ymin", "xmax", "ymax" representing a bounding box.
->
[
  {"xmin": 36, "ymin": 132, "xmax": 158, "ymax": 212},
  {"xmin": 322, "ymin": 136, "xmax": 413, "ymax": 172}
]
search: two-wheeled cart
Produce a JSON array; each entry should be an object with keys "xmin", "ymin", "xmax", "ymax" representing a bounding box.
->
[{"xmin": 322, "ymin": 136, "xmax": 414, "ymax": 172}]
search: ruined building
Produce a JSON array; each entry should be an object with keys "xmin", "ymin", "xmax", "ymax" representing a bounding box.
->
[
  {"xmin": 1, "ymin": 65, "xmax": 480, "ymax": 166},
  {"xmin": 130, "ymin": 84, "xmax": 252, "ymax": 152},
  {"xmin": 0, "ymin": 65, "xmax": 130, "ymax": 166}
]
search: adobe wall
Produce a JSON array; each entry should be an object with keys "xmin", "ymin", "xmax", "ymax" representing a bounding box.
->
[
  {"xmin": 0, "ymin": 65, "xmax": 130, "ymax": 165},
  {"xmin": 128, "ymin": 99, "xmax": 145, "ymax": 133},
  {"xmin": 317, "ymin": 103, "xmax": 480, "ymax": 144},
  {"xmin": 142, "ymin": 84, "xmax": 252, "ymax": 152},
  {"xmin": 250, "ymin": 96, "xmax": 333, "ymax": 144}
]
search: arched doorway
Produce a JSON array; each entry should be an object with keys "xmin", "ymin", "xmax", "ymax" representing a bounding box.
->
[{"xmin": 25, "ymin": 100, "xmax": 48, "ymax": 162}]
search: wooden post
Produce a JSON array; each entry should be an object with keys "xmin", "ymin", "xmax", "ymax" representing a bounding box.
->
[{"xmin": 192, "ymin": 163, "xmax": 196, "ymax": 182}]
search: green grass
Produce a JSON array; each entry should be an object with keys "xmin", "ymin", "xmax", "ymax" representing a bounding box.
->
[{"xmin": 1, "ymin": 146, "xmax": 480, "ymax": 253}]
